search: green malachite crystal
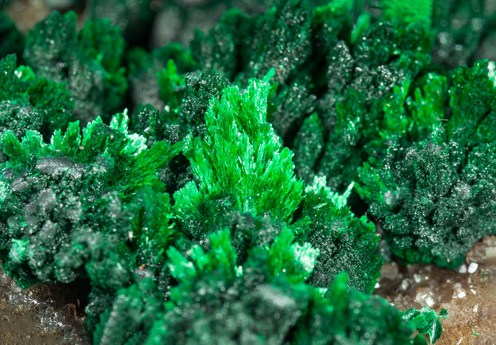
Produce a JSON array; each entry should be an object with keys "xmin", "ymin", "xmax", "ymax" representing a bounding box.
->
[
  {"xmin": 24, "ymin": 11, "xmax": 128, "ymax": 125},
  {"xmin": 3, "ymin": 0, "xmax": 496, "ymax": 343},
  {"xmin": 357, "ymin": 60, "xmax": 496, "ymax": 268},
  {"xmin": 0, "ymin": 55, "xmax": 73, "ymax": 139}
]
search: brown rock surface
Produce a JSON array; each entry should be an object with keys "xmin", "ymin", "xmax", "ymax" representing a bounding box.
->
[
  {"xmin": 0, "ymin": 264, "xmax": 89, "ymax": 345},
  {"xmin": 4, "ymin": 0, "xmax": 51, "ymax": 33},
  {"xmin": 375, "ymin": 236, "xmax": 496, "ymax": 344}
]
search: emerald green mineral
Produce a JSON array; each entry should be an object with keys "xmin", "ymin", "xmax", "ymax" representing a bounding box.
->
[{"xmin": 9, "ymin": 0, "xmax": 496, "ymax": 343}]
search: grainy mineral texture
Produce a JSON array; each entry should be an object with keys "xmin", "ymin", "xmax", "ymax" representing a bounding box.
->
[
  {"xmin": 0, "ymin": 1, "xmax": 495, "ymax": 344},
  {"xmin": 376, "ymin": 236, "xmax": 496, "ymax": 344},
  {"xmin": 0, "ymin": 263, "xmax": 88, "ymax": 345}
]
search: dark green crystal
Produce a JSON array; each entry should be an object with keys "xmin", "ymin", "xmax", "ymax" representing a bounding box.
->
[{"xmin": 0, "ymin": 1, "xmax": 473, "ymax": 343}]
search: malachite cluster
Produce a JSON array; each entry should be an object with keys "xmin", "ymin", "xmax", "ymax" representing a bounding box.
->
[
  {"xmin": 2, "ymin": 0, "xmax": 495, "ymax": 343},
  {"xmin": 357, "ymin": 59, "xmax": 496, "ymax": 268},
  {"xmin": 24, "ymin": 11, "xmax": 128, "ymax": 125}
]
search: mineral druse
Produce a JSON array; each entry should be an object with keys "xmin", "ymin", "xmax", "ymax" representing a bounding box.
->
[
  {"xmin": 357, "ymin": 60, "xmax": 496, "ymax": 268},
  {"xmin": 2, "ymin": 0, "xmax": 496, "ymax": 343},
  {"xmin": 24, "ymin": 11, "xmax": 128, "ymax": 125}
]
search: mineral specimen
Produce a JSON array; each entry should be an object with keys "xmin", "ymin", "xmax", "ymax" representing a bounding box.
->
[
  {"xmin": 0, "ymin": 54, "xmax": 73, "ymax": 140},
  {"xmin": 24, "ymin": 11, "xmax": 128, "ymax": 125},
  {"xmin": 357, "ymin": 61, "xmax": 496, "ymax": 268},
  {"xmin": 6, "ymin": 0, "xmax": 496, "ymax": 343}
]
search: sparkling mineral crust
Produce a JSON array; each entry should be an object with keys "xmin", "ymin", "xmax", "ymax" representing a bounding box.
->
[{"xmin": 1, "ymin": 0, "xmax": 496, "ymax": 344}]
